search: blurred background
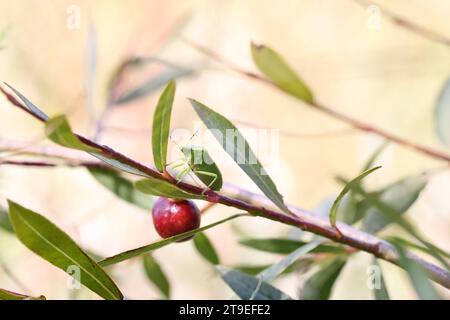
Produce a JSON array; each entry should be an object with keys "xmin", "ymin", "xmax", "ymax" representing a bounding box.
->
[{"xmin": 0, "ymin": 0, "xmax": 449, "ymax": 299}]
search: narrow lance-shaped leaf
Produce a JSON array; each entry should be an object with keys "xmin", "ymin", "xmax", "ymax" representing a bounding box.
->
[
  {"xmin": 239, "ymin": 238, "xmax": 346, "ymax": 255},
  {"xmin": 300, "ymin": 257, "xmax": 347, "ymax": 300},
  {"xmin": 371, "ymin": 258, "xmax": 390, "ymax": 300},
  {"xmin": 7, "ymin": 200, "xmax": 123, "ymax": 300},
  {"xmin": 189, "ymin": 99, "xmax": 291, "ymax": 215},
  {"xmin": 0, "ymin": 207, "xmax": 13, "ymax": 233},
  {"xmin": 4, "ymin": 83, "xmax": 49, "ymax": 121},
  {"xmin": 152, "ymin": 80, "xmax": 176, "ymax": 172},
  {"xmin": 193, "ymin": 232, "xmax": 220, "ymax": 265},
  {"xmin": 0, "ymin": 288, "xmax": 46, "ymax": 300},
  {"xmin": 88, "ymin": 168, "xmax": 154, "ymax": 211},
  {"xmin": 251, "ymin": 43, "xmax": 314, "ymax": 104},
  {"xmin": 392, "ymin": 242, "xmax": 440, "ymax": 300},
  {"xmin": 362, "ymin": 175, "xmax": 427, "ymax": 235},
  {"xmin": 386, "ymin": 236, "xmax": 450, "ymax": 259},
  {"xmin": 330, "ymin": 166, "xmax": 381, "ymax": 230},
  {"xmin": 114, "ymin": 68, "xmax": 194, "ymax": 105},
  {"xmin": 217, "ymin": 266, "xmax": 293, "ymax": 300},
  {"xmin": 182, "ymin": 145, "xmax": 223, "ymax": 191},
  {"xmin": 257, "ymin": 240, "xmax": 323, "ymax": 282},
  {"xmin": 99, "ymin": 214, "xmax": 243, "ymax": 267},
  {"xmin": 434, "ymin": 76, "xmax": 450, "ymax": 146},
  {"xmin": 346, "ymin": 181, "xmax": 450, "ymax": 271},
  {"xmin": 143, "ymin": 254, "xmax": 171, "ymax": 299},
  {"xmin": 45, "ymin": 115, "xmax": 99, "ymax": 153},
  {"xmin": 44, "ymin": 114, "xmax": 149, "ymax": 177},
  {"xmin": 135, "ymin": 178, "xmax": 205, "ymax": 200}
]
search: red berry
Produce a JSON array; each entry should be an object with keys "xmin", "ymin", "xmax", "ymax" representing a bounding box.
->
[{"xmin": 152, "ymin": 197, "xmax": 201, "ymax": 241}]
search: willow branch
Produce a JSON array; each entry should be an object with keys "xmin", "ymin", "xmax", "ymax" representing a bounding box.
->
[
  {"xmin": 353, "ymin": 0, "xmax": 450, "ymax": 47},
  {"xmin": 1, "ymin": 94, "xmax": 449, "ymax": 289},
  {"xmin": 184, "ymin": 39, "xmax": 450, "ymax": 164}
]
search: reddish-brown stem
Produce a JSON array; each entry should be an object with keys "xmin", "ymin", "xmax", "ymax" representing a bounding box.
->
[
  {"xmin": 352, "ymin": 0, "xmax": 450, "ymax": 47},
  {"xmin": 1, "ymin": 85, "xmax": 450, "ymax": 290},
  {"xmin": 184, "ymin": 40, "xmax": 450, "ymax": 164}
]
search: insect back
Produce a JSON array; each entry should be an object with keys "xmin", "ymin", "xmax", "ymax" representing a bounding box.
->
[{"xmin": 182, "ymin": 146, "xmax": 223, "ymax": 191}]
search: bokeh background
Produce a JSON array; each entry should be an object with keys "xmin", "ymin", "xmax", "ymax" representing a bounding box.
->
[{"xmin": 0, "ymin": 0, "xmax": 449, "ymax": 299}]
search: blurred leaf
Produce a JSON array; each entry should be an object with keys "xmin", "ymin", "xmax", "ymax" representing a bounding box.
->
[
  {"xmin": 239, "ymin": 238, "xmax": 345, "ymax": 255},
  {"xmin": 99, "ymin": 214, "xmax": 243, "ymax": 267},
  {"xmin": 434, "ymin": 76, "xmax": 450, "ymax": 146},
  {"xmin": 85, "ymin": 21, "xmax": 97, "ymax": 122},
  {"xmin": 386, "ymin": 236, "xmax": 450, "ymax": 259},
  {"xmin": 143, "ymin": 254, "xmax": 170, "ymax": 299},
  {"xmin": 217, "ymin": 266, "xmax": 293, "ymax": 300},
  {"xmin": 347, "ymin": 180, "xmax": 450, "ymax": 271},
  {"xmin": 193, "ymin": 232, "xmax": 220, "ymax": 265},
  {"xmin": 234, "ymin": 264, "xmax": 271, "ymax": 276},
  {"xmin": 0, "ymin": 207, "xmax": 13, "ymax": 233},
  {"xmin": 393, "ymin": 243, "xmax": 440, "ymax": 300},
  {"xmin": 182, "ymin": 145, "xmax": 223, "ymax": 191},
  {"xmin": 135, "ymin": 178, "xmax": 205, "ymax": 200},
  {"xmin": 88, "ymin": 167, "xmax": 154, "ymax": 210},
  {"xmin": 361, "ymin": 175, "xmax": 427, "ymax": 234},
  {"xmin": 4, "ymin": 83, "xmax": 49, "ymax": 121},
  {"xmin": 114, "ymin": 68, "xmax": 193, "ymax": 105},
  {"xmin": 372, "ymin": 258, "xmax": 390, "ymax": 300},
  {"xmin": 7, "ymin": 200, "xmax": 123, "ymax": 300},
  {"xmin": 44, "ymin": 114, "xmax": 150, "ymax": 176},
  {"xmin": 234, "ymin": 263, "xmax": 300, "ymax": 276},
  {"xmin": 152, "ymin": 80, "xmax": 176, "ymax": 172},
  {"xmin": 45, "ymin": 115, "xmax": 99, "ymax": 153},
  {"xmin": 189, "ymin": 99, "xmax": 291, "ymax": 215},
  {"xmin": 257, "ymin": 240, "xmax": 323, "ymax": 282},
  {"xmin": 0, "ymin": 288, "xmax": 45, "ymax": 300},
  {"xmin": 362, "ymin": 141, "xmax": 389, "ymax": 172},
  {"xmin": 300, "ymin": 257, "xmax": 346, "ymax": 300},
  {"xmin": 91, "ymin": 153, "xmax": 150, "ymax": 177},
  {"xmin": 330, "ymin": 166, "xmax": 381, "ymax": 229},
  {"xmin": 251, "ymin": 43, "xmax": 314, "ymax": 104}
]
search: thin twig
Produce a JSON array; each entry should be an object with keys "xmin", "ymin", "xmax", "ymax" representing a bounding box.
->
[
  {"xmin": 1, "ymin": 146, "xmax": 449, "ymax": 289},
  {"xmin": 183, "ymin": 39, "xmax": 450, "ymax": 164},
  {"xmin": 352, "ymin": 0, "xmax": 450, "ymax": 47}
]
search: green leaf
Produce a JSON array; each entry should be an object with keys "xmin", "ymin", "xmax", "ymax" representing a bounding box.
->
[
  {"xmin": 0, "ymin": 207, "xmax": 13, "ymax": 233},
  {"xmin": 114, "ymin": 68, "xmax": 193, "ymax": 105},
  {"xmin": 362, "ymin": 141, "xmax": 389, "ymax": 172},
  {"xmin": 330, "ymin": 166, "xmax": 381, "ymax": 229},
  {"xmin": 99, "ymin": 214, "xmax": 243, "ymax": 267},
  {"xmin": 434, "ymin": 76, "xmax": 450, "ymax": 146},
  {"xmin": 182, "ymin": 145, "xmax": 223, "ymax": 191},
  {"xmin": 239, "ymin": 238, "xmax": 345, "ymax": 255},
  {"xmin": 386, "ymin": 236, "xmax": 450, "ymax": 259},
  {"xmin": 257, "ymin": 240, "xmax": 323, "ymax": 282},
  {"xmin": 372, "ymin": 258, "xmax": 390, "ymax": 300},
  {"xmin": 143, "ymin": 254, "xmax": 170, "ymax": 299},
  {"xmin": 393, "ymin": 243, "xmax": 440, "ymax": 300},
  {"xmin": 0, "ymin": 288, "xmax": 46, "ymax": 300},
  {"xmin": 193, "ymin": 232, "xmax": 220, "ymax": 265},
  {"xmin": 45, "ymin": 115, "xmax": 99, "ymax": 153},
  {"xmin": 346, "ymin": 180, "xmax": 450, "ymax": 271},
  {"xmin": 4, "ymin": 83, "xmax": 49, "ymax": 121},
  {"xmin": 361, "ymin": 175, "xmax": 427, "ymax": 234},
  {"xmin": 217, "ymin": 266, "xmax": 293, "ymax": 300},
  {"xmin": 88, "ymin": 167, "xmax": 154, "ymax": 210},
  {"xmin": 300, "ymin": 257, "xmax": 347, "ymax": 300},
  {"xmin": 251, "ymin": 43, "xmax": 314, "ymax": 104},
  {"xmin": 135, "ymin": 178, "xmax": 205, "ymax": 200},
  {"xmin": 7, "ymin": 200, "xmax": 123, "ymax": 300},
  {"xmin": 189, "ymin": 99, "xmax": 291, "ymax": 215},
  {"xmin": 152, "ymin": 80, "xmax": 176, "ymax": 172},
  {"xmin": 234, "ymin": 263, "xmax": 299, "ymax": 276}
]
